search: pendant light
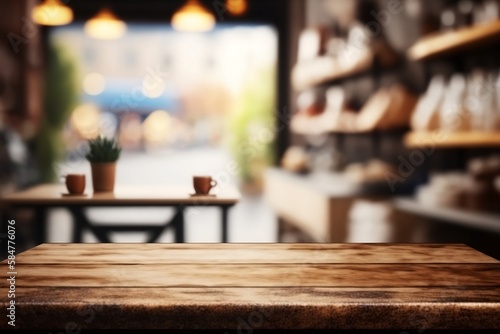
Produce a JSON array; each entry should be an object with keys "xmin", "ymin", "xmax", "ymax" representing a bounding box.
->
[
  {"xmin": 84, "ymin": 8, "xmax": 127, "ymax": 40},
  {"xmin": 226, "ymin": 0, "xmax": 248, "ymax": 16},
  {"xmin": 32, "ymin": 0, "xmax": 73, "ymax": 26},
  {"xmin": 172, "ymin": 0, "xmax": 216, "ymax": 33}
]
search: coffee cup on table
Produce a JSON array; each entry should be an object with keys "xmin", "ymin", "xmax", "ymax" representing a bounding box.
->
[
  {"xmin": 193, "ymin": 176, "xmax": 217, "ymax": 195},
  {"xmin": 63, "ymin": 174, "xmax": 86, "ymax": 195}
]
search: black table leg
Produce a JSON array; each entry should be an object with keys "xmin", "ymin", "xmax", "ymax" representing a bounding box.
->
[
  {"xmin": 146, "ymin": 208, "xmax": 181, "ymax": 243},
  {"xmin": 173, "ymin": 207, "xmax": 185, "ymax": 243},
  {"xmin": 71, "ymin": 213, "xmax": 83, "ymax": 243},
  {"xmin": 221, "ymin": 206, "xmax": 229, "ymax": 243},
  {"xmin": 69, "ymin": 207, "xmax": 111, "ymax": 243},
  {"xmin": 34, "ymin": 207, "xmax": 47, "ymax": 245}
]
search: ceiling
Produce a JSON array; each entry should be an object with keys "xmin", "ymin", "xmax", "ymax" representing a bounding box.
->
[{"xmin": 65, "ymin": 0, "xmax": 287, "ymax": 24}]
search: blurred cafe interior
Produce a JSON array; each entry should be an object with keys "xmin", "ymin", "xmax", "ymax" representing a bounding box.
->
[{"xmin": 1, "ymin": 0, "xmax": 500, "ymax": 259}]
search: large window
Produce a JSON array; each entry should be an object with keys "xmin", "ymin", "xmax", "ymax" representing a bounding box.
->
[{"xmin": 49, "ymin": 23, "xmax": 277, "ymax": 189}]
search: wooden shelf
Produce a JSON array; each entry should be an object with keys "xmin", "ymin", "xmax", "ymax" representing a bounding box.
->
[
  {"xmin": 290, "ymin": 113, "xmax": 362, "ymax": 135},
  {"xmin": 394, "ymin": 197, "xmax": 500, "ymax": 233},
  {"xmin": 408, "ymin": 20, "xmax": 500, "ymax": 61},
  {"xmin": 290, "ymin": 113, "xmax": 409, "ymax": 136},
  {"xmin": 404, "ymin": 131, "xmax": 500, "ymax": 148},
  {"xmin": 291, "ymin": 52, "xmax": 373, "ymax": 91}
]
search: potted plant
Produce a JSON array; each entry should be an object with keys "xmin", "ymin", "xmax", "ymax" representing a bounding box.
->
[{"xmin": 86, "ymin": 136, "xmax": 122, "ymax": 192}]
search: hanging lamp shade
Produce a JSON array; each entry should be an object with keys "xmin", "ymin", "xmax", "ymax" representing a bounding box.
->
[
  {"xmin": 32, "ymin": 0, "xmax": 73, "ymax": 26},
  {"xmin": 172, "ymin": 0, "xmax": 216, "ymax": 33},
  {"xmin": 84, "ymin": 8, "xmax": 127, "ymax": 40},
  {"xmin": 226, "ymin": 0, "xmax": 248, "ymax": 16}
]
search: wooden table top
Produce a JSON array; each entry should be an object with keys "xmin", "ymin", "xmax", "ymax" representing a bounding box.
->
[
  {"xmin": 0, "ymin": 184, "xmax": 240, "ymax": 206},
  {"xmin": 1, "ymin": 243, "xmax": 499, "ymax": 330}
]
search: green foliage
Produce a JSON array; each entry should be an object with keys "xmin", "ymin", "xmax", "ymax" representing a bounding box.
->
[
  {"xmin": 44, "ymin": 43, "xmax": 79, "ymax": 128},
  {"xmin": 36, "ymin": 125, "xmax": 62, "ymax": 182},
  {"xmin": 36, "ymin": 43, "xmax": 79, "ymax": 182},
  {"xmin": 86, "ymin": 136, "xmax": 122, "ymax": 163},
  {"xmin": 228, "ymin": 68, "xmax": 276, "ymax": 183}
]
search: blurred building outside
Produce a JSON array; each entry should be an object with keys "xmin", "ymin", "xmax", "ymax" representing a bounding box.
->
[{"xmin": 44, "ymin": 24, "xmax": 279, "ymax": 243}]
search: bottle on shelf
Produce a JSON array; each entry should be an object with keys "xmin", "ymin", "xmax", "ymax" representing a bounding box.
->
[
  {"xmin": 411, "ymin": 75, "xmax": 446, "ymax": 131},
  {"xmin": 480, "ymin": 70, "xmax": 498, "ymax": 132},
  {"xmin": 473, "ymin": 0, "xmax": 500, "ymax": 25},
  {"xmin": 466, "ymin": 69, "xmax": 499, "ymax": 132},
  {"xmin": 440, "ymin": 7, "xmax": 457, "ymax": 31},
  {"xmin": 439, "ymin": 73, "xmax": 469, "ymax": 132},
  {"xmin": 482, "ymin": 0, "xmax": 500, "ymax": 23}
]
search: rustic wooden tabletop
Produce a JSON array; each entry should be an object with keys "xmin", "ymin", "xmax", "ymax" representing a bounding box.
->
[
  {"xmin": 1, "ymin": 243, "xmax": 499, "ymax": 330},
  {"xmin": 1, "ymin": 184, "xmax": 240, "ymax": 206}
]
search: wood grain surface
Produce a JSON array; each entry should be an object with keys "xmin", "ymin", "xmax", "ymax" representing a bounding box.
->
[
  {"xmin": 1, "ymin": 243, "xmax": 499, "ymax": 330},
  {"xmin": 407, "ymin": 19, "xmax": 500, "ymax": 60},
  {"xmin": 17, "ymin": 243, "xmax": 497, "ymax": 264},
  {"xmin": 1, "ymin": 184, "xmax": 240, "ymax": 206}
]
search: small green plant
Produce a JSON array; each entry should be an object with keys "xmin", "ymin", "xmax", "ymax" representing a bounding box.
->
[{"xmin": 86, "ymin": 136, "xmax": 122, "ymax": 163}]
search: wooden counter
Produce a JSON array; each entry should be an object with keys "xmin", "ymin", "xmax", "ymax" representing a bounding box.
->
[
  {"xmin": 264, "ymin": 168, "xmax": 386, "ymax": 242},
  {"xmin": 1, "ymin": 243, "xmax": 499, "ymax": 330}
]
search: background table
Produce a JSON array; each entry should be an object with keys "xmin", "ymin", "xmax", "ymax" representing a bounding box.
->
[
  {"xmin": 0, "ymin": 184, "xmax": 240, "ymax": 243},
  {"xmin": 1, "ymin": 243, "xmax": 499, "ymax": 330}
]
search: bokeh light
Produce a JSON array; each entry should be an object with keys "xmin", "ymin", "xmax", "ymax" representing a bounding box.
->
[
  {"xmin": 172, "ymin": 0, "xmax": 215, "ymax": 33},
  {"xmin": 84, "ymin": 8, "xmax": 127, "ymax": 40},
  {"xmin": 83, "ymin": 72, "xmax": 106, "ymax": 96},
  {"xmin": 70, "ymin": 104, "xmax": 101, "ymax": 139},
  {"xmin": 227, "ymin": 0, "xmax": 248, "ymax": 16},
  {"xmin": 142, "ymin": 78, "xmax": 166, "ymax": 98},
  {"xmin": 32, "ymin": 0, "xmax": 73, "ymax": 26},
  {"xmin": 119, "ymin": 113, "xmax": 143, "ymax": 150},
  {"xmin": 142, "ymin": 110, "xmax": 172, "ymax": 145}
]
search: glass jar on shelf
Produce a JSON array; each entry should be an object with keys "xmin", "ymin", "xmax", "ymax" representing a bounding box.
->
[
  {"xmin": 439, "ymin": 74, "xmax": 469, "ymax": 132},
  {"xmin": 440, "ymin": 7, "xmax": 457, "ymax": 31}
]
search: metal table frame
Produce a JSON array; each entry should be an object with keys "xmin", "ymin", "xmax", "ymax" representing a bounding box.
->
[{"xmin": 1, "ymin": 202, "xmax": 233, "ymax": 245}]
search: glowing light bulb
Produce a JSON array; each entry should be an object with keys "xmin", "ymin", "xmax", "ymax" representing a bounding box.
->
[
  {"xmin": 172, "ymin": 0, "xmax": 215, "ymax": 33},
  {"xmin": 32, "ymin": 0, "xmax": 73, "ymax": 26},
  {"xmin": 84, "ymin": 8, "xmax": 127, "ymax": 40}
]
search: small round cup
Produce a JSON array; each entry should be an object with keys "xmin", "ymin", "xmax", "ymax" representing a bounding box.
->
[
  {"xmin": 193, "ymin": 176, "xmax": 217, "ymax": 195},
  {"xmin": 63, "ymin": 174, "xmax": 86, "ymax": 195}
]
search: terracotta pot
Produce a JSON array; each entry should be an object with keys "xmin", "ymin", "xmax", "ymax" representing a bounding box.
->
[{"xmin": 90, "ymin": 162, "xmax": 116, "ymax": 192}]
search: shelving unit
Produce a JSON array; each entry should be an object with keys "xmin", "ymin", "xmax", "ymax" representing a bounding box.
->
[
  {"xmin": 394, "ymin": 197, "xmax": 500, "ymax": 233},
  {"xmin": 407, "ymin": 20, "xmax": 500, "ymax": 61},
  {"xmin": 404, "ymin": 131, "xmax": 500, "ymax": 148},
  {"xmin": 279, "ymin": 0, "xmax": 500, "ymax": 248},
  {"xmin": 291, "ymin": 53, "xmax": 374, "ymax": 91}
]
